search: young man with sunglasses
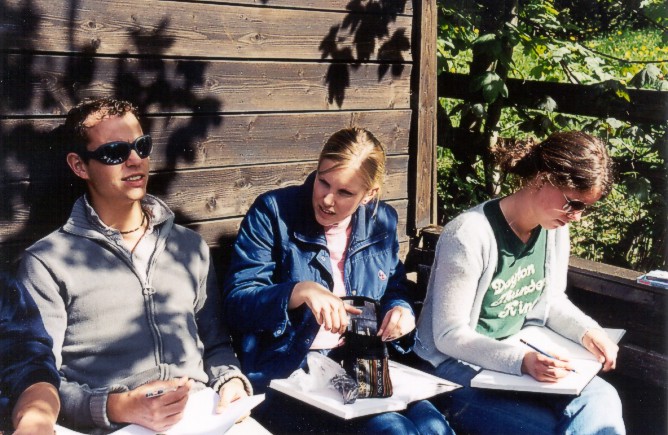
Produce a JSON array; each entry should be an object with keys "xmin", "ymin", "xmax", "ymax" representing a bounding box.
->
[{"xmin": 18, "ymin": 98, "xmax": 252, "ymax": 433}]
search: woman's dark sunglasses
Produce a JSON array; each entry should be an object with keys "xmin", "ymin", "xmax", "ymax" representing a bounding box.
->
[
  {"xmin": 562, "ymin": 192, "xmax": 588, "ymax": 214},
  {"xmin": 81, "ymin": 134, "xmax": 153, "ymax": 165}
]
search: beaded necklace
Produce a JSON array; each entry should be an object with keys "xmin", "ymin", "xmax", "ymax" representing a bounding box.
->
[{"xmin": 119, "ymin": 211, "xmax": 147, "ymax": 235}]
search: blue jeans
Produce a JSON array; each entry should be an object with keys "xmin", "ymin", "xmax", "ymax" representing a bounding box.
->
[
  {"xmin": 255, "ymin": 389, "xmax": 454, "ymax": 434},
  {"xmin": 426, "ymin": 358, "xmax": 625, "ymax": 435}
]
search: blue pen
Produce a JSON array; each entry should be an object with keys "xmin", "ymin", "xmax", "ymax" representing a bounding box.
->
[{"xmin": 520, "ymin": 339, "xmax": 577, "ymax": 373}]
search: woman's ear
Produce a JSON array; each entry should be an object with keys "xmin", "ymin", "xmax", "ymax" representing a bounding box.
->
[
  {"xmin": 527, "ymin": 172, "xmax": 548, "ymax": 191},
  {"xmin": 66, "ymin": 152, "xmax": 90, "ymax": 180},
  {"xmin": 362, "ymin": 186, "xmax": 380, "ymax": 204}
]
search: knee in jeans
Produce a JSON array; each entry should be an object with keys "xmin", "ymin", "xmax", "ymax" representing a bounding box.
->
[{"xmin": 589, "ymin": 380, "xmax": 623, "ymax": 412}]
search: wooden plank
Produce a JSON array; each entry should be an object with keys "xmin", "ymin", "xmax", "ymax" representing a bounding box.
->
[
  {"xmin": 0, "ymin": 54, "xmax": 412, "ymax": 116},
  {"xmin": 192, "ymin": 199, "xmax": 409, "ymax": 247},
  {"xmin": 1, "ymin": 0, "xmax": 413, "ymax": 61},
  {"xmin": 616, "ymin": 344, "xmax": 668, "ymax": 387},
  {"xmin": 438, "ymin": 72, "xmax": 668, "ymax": 124},
  {"xmin": 568, "ymin": 256, "xmax": 667, "ymax": 304},
  {"xmin": 0, "ymin": 156, "xmax": 409, "ymax": 240},
  {"xmin": 1, "ymin": 110, "xmax": 412, "ymax": 180},
  {"xmin": 411, "ymin": 0, "xmax": 437, "ymax": 231},
  {"xmin": 567, "ymin": 285, "xmax": 665, "ymax": 351},
  {"xmin": 0, "ymin": 199, "xmax": 409, "ymax": 268},
  {"xmin": 186, "ymin": 0, "xmax": 414, "ymax": 15},
  {"xmin": 156, "ymin": 156, "xmax": 408, "ymax": 221}
]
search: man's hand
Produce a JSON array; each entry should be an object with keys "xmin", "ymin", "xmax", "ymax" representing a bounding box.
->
[
  {"xmin": 582, "ymin": 328, "xmax": 618, "ymax": 372},
  {"xmin": 377, "ymin": 306, "xmax": 415, "ymax": 341},
  {"xmin": 12, "ymin": 382, "xmax": 60, "ymax": 435},
  {"xmin": 521, "ymin": 351, "xmax": 574, "ymax": 382},
  {"xmin": 289, "ymin": 281, "xmax": 362, "ymax": 334},
  {"xmin": 216, "ymin": 378, "xmax": 250, "ymax": 422},
  {"xmin": 107, "ymin": 377, "xmax": 192, "ymax": 432}
]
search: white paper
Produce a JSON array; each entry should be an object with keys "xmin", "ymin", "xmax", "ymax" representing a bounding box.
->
[
  {"xmin": 269, "ymin": 360, "xmax": 460, "ymax": 419},
  {"xmin": 471, "ymin": 327, "xmax": 625, "ymax": 395},
  {"xmin": 55, "ymin": 425, "xmax": 87, "ymax": 435},
  {"xmin": 109, "ymin": 389, "xmax": 264, "ymax": 435}
]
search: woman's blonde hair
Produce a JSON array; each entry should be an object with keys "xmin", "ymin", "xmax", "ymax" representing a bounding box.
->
[{"xmin": 317, "ymin": 128, "xmax": 387, "ymax": 201}]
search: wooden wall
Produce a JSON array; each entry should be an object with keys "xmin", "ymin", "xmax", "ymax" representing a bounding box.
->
[{"xmin": 0, "ymin": 0, "xmax": 436, "ymax": 272}]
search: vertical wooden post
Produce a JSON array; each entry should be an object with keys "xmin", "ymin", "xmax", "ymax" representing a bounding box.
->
[{"xmin": 411, "ymin": 0, "xmax": 438, "ymax": 231}]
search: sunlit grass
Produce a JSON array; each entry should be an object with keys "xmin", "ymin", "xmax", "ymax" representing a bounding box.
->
[{"xmin": 507, "ymin": 28, "xmax": 667, "ymax": 82}]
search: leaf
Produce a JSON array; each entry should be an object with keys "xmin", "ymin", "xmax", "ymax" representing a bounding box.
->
[
  {"xmin": 550, "ymin": 46, "xmax": 570, "ymax": 61},
  {"xmin": 615, "ymin": 88, "xmax": 631, "ymax": 102},
  {"xmin": 499, "ymin": 83, "xmax": 509, "ymax": 98},
  {"xmin": 469, "ymin": 71, "xmax": 498, "ymax": 91},
  {"xmin": 554, "ymin": 114, "xmax": 571, "ymax": 127},
  {"xmin": 606, "ymin": 118, "xmax": 625, "ymax": 129},
  {"xmin": 622, "ymin": 176, "xmax": 651, "ymax": 202},
  {"xmin": 472, "ymin": 34, "xmax": 503, "ymax": 58},
  {"xmin": 471, "ymin": 103, "xmax": 487, "ymax": 119},
  {"xmin": 448, "ymin": 103, "xmax": 467, "ymax": 116},
  {"xmin": 628, "ymin": 64, "xmax": 661, "ymax": 89},
  {"xmin": 536, "ymin": 96, "xmax": 558, "ymax": 112},
  {"xmin": 472, "ymin": 33, "xmax": 496, "ymax": 45},
  {"xmin": 529, "ymin": 65, "xmax": 545, "ymax": 79},
  {"xmin": 481, "ymin": 76, "xmax": 507, "ymax": 103}
]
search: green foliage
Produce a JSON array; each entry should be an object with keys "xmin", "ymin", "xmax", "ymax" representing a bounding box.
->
[
  {"xmin": 436, "ymin": 0, "xmax": 667, "ymax": 271},
  {"xmin": 436, "ymin": 145, "xmax": 488, "ymax": 223},
  {"xmin": 629, "ymin": 64, "xmax": 668, "ymax": 90},
  {"xmin": 470, "ymin": 71, "xmax": 509, "ymax": 102}
]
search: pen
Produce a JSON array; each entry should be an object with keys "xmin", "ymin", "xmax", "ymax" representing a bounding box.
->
[
  {"xmin": 145, "ymin": 387, "xmax": 179, "ymax": 398},
  {"xmin": 519, "ymin": 339, "xmax": 577, "ymax": 373}
]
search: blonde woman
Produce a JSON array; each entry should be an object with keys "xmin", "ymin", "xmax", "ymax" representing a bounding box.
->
[{"xmin": 224, "ymin": 128, "xmax": 452, "ymax": 434}]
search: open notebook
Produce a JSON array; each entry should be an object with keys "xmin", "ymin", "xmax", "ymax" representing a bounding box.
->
[
  {"xmin": 56, "ymin": 389, "xmax": 264, "ymax": 435},
  {"xmin": 471, "ymin": 327, "xmax": 625, "ymax": 395},
  {"xmin": 269, "ymin": 360, "xmax": 460, "ymax": 419},
  {"xmin": 110, "ymin": 389, "xmax": 264, "ymax": 434}
]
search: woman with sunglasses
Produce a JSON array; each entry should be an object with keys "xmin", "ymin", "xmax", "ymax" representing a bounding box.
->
[{"xmin": 414, "ymin": 131, "xmax": 625, "ymax": 434}]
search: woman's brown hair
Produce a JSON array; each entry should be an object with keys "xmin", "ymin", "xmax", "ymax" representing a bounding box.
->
[{"xmin": 495, "ymin": 131, "xmax": 614, "ymax": 197}]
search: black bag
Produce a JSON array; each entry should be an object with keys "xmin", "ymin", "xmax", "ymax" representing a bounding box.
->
[{"xmin": 338, "ymin": 296, "xmax": 393, "ymax": 398}]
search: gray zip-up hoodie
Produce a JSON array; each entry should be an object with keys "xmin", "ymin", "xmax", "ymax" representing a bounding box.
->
[{"xmin": 19, "ymin": 195, "xmax": 250, "ymax": 432}]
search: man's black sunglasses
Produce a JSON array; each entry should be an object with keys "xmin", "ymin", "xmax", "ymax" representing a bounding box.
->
[{"xmin": 81, "ymin": 134, "xmax": 153, "ymax": 165}]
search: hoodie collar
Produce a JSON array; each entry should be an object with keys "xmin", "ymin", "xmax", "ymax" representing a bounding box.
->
[{"xmin": 64, "ymin": 194, "xmax": 174, "ymax": 239}]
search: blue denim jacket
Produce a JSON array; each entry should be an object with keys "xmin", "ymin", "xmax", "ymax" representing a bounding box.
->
[
  {"xmin": 223, "ymin": 172, "xmax": 414, "ymax": 392},
  {"xmin": 0, "ymin": 275, "xmax": 60, "ymax": 430}
]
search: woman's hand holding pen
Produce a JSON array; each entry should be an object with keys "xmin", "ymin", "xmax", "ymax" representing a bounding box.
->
[
  {"xmin": 582, "ymin": 328, "xmax": 618, "ymax": 372},
  {"xmin": 289, "ymin": 281, "xmax": 362, "ymax": 334},
  {"xmin": 521, "ymin": 350, "xmax": 574, "ymax": 382},
  {"xmin": 377, "ymin": 306, "xmax": 415, "ymax": 341},
  {"xmin": 107, "ymin": 377, "xmax": 192, "ymax": 432}
]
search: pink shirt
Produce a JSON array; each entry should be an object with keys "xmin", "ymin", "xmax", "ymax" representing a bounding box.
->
[{"xmin": 310, "ymin": 216, "xmax": 352, "ymax": 350}]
